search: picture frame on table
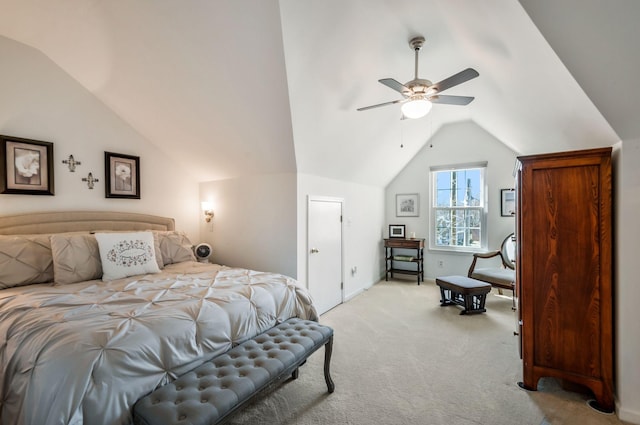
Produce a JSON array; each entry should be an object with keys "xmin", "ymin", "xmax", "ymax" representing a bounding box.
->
[
  {"xmin": 105, "ymin": 151, "xmax": 140, "ymax": 199},
  {"xmin": 389, "ymin": 224, "xmax": 406, "ymax": 239},
  {"xmin": 396, "ymin": 193, "xmax": 419, "ymax": 217},
  {"xmin": 501, "ymin": 188, "xmax": 516, "ymax": 217},
  {"xmin": 0, "ymin": 135, "xmax": 54, "ymax": 195}
]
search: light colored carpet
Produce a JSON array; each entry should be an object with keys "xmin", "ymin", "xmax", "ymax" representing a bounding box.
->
[{"xmin": 228, "ymin": 279, "xmax": 628, "ymax": 425}]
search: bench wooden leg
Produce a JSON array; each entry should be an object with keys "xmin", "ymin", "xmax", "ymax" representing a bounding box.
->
[
  {"xmin": 291, "ymin": 368, "xmax": 299, "ymax": 380},
  {"xmin": 324, "ymin": 336, "xmax": 335, "ymax": 393},
  {"xmin": 439, "ymin": 288, "xmax": 454, "ymax": 306}
]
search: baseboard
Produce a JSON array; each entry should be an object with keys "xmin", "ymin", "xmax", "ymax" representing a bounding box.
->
[
  {"xmin": 344, "ymin": 288, "xmax": 364, "ymax": 302},
  {"xmin": 344, "ymin": 277, "xmax": 385, "ymax": 302},
  {"xmin": 617, "ymin": 401, "xmax": 640, "ymax": 425}
]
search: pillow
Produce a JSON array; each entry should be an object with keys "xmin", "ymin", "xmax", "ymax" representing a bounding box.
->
[
  {"xmin": 91, "ymin": 230, "xmax": 164, "ymax": 270},
  {"xmin": 95, "ymin": 231, "xmax": 161, "ymax": 281},
  {"xmin": 0, "ymin": 234, "xmax": 54, "ymax": 289},
  {"xmin": 50, "ymin": 234, "xmax": 102, "ymax": 284},
  {"xmin": 154, "ymin": 231, "xmax": 196, "ymax": 265}
]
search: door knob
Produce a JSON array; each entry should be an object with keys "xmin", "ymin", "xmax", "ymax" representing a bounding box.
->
[{"xmin": 310, "ymin": 248, "xmax": 319, "ymax": 254}]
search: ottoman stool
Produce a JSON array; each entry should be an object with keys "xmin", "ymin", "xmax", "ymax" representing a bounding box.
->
[{"xmin": 436, "ymin": 275, "xmax": 491, "ymax": 315}]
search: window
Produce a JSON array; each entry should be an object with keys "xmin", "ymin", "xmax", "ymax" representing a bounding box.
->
[{"xmin": 430, "ymin": 163, "xmax": 486, "ymax": 251}]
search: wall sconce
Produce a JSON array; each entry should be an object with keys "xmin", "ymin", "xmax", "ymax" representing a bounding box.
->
[{"xmin": 201, "ymin": 201, "xmax": 214, "ymax": 223}]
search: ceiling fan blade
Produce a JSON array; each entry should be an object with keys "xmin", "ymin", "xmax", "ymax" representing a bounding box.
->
[
  {"xmin": 357, "ymin": 99, "xmax": 403, "ymax": 111},
  {"xmin": 378, "ymin": 78, "xmax": 411, "ymax": 96},
  {"xmin": 430, "ymin": 68, "xmax": 479, "ymax": 94},
  {"xmin": 429, "ymin": 95, "xmax": 475, "ymax": 105}
]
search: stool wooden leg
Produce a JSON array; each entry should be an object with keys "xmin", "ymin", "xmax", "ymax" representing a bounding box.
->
[
  {"xmin": 478, "ymin": 294, "xmax": 487, "ymax": 310},
  {"xmin": 324, "ymin": 336, "xmax": 335, "ymax": 393},
  {"xmin": 462, "ymin": 294, "xmax": 473, "ymax": 315},
  {"xmin": 439, "ymin": 287, "xmax": 446, "ymax": 304}
]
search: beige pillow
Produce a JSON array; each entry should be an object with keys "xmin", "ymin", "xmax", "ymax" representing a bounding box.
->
[
  {"xmin": 50, "ymin": 234, "xmax": 103, "ymax": 285},
  {"xmin": 0, "ymin": 234, "xmax": 54, "ymax": 288},
  {"xmin": 155, "ymin": 231, "xmax": 196, "ymax": 265},
  {"xmin": 95, "ymin": 231, "xmax": 161, "ymax": 281}
]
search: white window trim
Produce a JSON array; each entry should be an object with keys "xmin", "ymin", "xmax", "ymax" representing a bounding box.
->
[{"xmin": 428, "ymin": 162, "xmax": 488, "ymax": 253}]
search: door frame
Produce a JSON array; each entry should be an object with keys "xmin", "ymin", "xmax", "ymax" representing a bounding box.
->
[{"xmin": 307, "ymin": 195, "xmax": 345, "ymax": 308}]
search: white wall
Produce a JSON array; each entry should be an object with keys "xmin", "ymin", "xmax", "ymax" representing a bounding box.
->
[
  {"xmin": 0, "ymin": 36, "xmax": 200, "ymax": 239},
  {"xmin": 614, "ymin": 140, "xmax": 640, "ymax": 423},
  {"xmin": 385, "ymin": 120, "xmax": 518, "ymax": 280},
  {"xmin": 297, "ymin": 174, "xmax": 385, "ymax": 301},
  {"xmin": 199, "ymin": 173, "xmax": 297, "ymax": 278}
]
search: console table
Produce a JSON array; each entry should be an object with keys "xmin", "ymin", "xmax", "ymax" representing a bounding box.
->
[{"xmin": 384, "ymin": 238, "xmax": 425, "ymax": 284}]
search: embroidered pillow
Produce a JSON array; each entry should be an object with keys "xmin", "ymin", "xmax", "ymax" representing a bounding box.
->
[
  {"xmin": 94, "ymin": 231, "xmax": 161, "ymax": 281},
  {"xmin": 50, "ymin": 233, "xmax": 102, "ymax": 284},
  {"xmin": 92, "ymin": 230, "xmax": 164, "ymax": 270},
  {"xmin": 154, "ymin": 231, "xmax": 196, "ymax": 265}
]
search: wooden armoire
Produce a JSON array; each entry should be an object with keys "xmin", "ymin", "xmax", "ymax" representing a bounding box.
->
[{"xmin": 515, "ymin": 147, "xmax": 613, "ymax": 412}]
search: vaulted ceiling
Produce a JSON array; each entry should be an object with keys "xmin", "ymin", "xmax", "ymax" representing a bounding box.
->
[{"xmin": 0, "ymin": 0, "xmax": 632, "ymax": 187}]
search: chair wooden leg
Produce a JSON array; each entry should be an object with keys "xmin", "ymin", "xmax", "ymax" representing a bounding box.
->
[{"xmin": 324, "ymin": 336, "xmax": 335, "ymax": 393}]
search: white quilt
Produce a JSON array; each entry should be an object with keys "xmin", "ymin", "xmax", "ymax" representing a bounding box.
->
[{"xmin": 0, "ymin": 262, "xmax": 317, "ymax": 425}]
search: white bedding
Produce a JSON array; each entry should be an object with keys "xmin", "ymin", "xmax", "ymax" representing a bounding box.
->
[{"xmin": 0, "ymin": 261, "xmax": 317, "ymax": 425}]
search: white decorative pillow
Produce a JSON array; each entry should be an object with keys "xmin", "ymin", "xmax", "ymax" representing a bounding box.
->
[
  {"xmin": 92, "ymin": 230, "xmax": 164, "ymax": 270},
  {"xmin": 94, "ymin": 231, "xmax": 161, "ymax": 281}
]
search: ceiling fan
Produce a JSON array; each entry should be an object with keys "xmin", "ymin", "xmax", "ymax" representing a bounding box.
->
[{"xmin": 357, "ymin": 36, "xmax": 479, "ymax": 119}]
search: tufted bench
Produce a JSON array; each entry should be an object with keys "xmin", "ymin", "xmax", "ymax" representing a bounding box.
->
[
  {"xmin": 133, "ymin": 318, "xmax": 334, "ymax": 425},
  {"xmin": 436, "ymin": 275, "xmax": 492, "ymax": 315}
]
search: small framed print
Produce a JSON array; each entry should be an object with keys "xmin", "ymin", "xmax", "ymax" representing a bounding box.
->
[
  {"xmin": 105, "ymin": 151, "xmax": 140, "ymax": 199},
  {"xmin": 0, "ymin": 135, "xmax": 54, "ymax": 195},
  {"xmin": 501, "ymin": 188, "xmax": 516, "ymax": 217},
  {"xmin": 389, "ymin": 224, "xmax": 406, "ymax": 239},
  {"xmin": 396, "ymin": 193, "xmax": 419, "ymax": 217}
]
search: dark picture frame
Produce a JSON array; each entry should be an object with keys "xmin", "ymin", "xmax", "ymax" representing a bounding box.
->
[
  {"xmin": 0, "ymin": 135, "xmax": 54, "ymax": 195},
  {"xmin": 105, "ymin": 151, "xmax": 140, "ymax": 199},
  {"xmin": 396, "ymin": 193, "xmax": 419, "ymax": 217},
  {"xmin": 389, "ymin": 224, "xmax": 406, "ymax": 239},
  {"xmin": 501, "ymin": 188, "xmax": 516, "ymax": 217}
]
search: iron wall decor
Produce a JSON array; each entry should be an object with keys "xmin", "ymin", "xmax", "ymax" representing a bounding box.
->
[
  {"xmin": 105, "ymin": 151, "xmax": 140, "ymax": 199},
  {"xmin": 0, "ymin": 135, "xmax": 54, "ymax": 195}
]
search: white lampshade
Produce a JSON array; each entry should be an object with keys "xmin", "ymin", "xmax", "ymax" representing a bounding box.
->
[{"xmin": 401, "ymin": 97, "xmax": 432, "ymax": 119}]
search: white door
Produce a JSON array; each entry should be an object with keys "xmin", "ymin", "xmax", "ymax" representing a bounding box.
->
[{"xmin": 308, "ymin": 197, "xmax": 343, "ymax": 315}]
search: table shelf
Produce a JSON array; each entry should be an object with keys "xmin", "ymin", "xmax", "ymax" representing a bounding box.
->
[{"xmin": 384, "ymin": 238, "xmax": 424, "ymax": 285}]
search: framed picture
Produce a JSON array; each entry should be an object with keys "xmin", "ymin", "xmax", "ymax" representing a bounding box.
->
[
  {"xmin": 105, "ymin": 151, "xmax": 140, "ymax": 199},
  {"xmin": 389, "ymin": 224, "xmax": 406, "ymax": 239},
  {"xmin": 396, "ymin": 193, "xmax": 419, "ymax": 217},
  {"xmin": 501, "ymin": 189, "xmax": 516, "ymax": 217},
  {"xmin": 0, "ymin": 135, "xmax": 54, "ymax": 195}
]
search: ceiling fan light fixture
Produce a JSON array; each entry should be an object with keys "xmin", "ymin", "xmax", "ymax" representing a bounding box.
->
[{"xmin": 401, "ymin": 97, "xmax": 432, "ymax": 119}]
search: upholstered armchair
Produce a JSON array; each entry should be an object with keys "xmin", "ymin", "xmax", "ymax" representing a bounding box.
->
[{"xmin": 468, "ymin": 233, "xmax": 516, "ymax": 294}]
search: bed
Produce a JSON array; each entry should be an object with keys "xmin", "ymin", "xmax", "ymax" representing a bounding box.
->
[{"xmin": 0, "ymin": 211, "xmax": 318, "ymax": 425}]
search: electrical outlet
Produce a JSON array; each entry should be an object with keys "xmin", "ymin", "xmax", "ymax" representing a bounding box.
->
[{"xmin": 437, "ymin": 260, "xmax": 444, "ymax": 268}]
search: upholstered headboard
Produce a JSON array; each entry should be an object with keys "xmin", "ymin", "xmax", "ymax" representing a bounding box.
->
[{"xmin": 0, "ymin": 211, "xmax": 175, "ymax": 235}]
